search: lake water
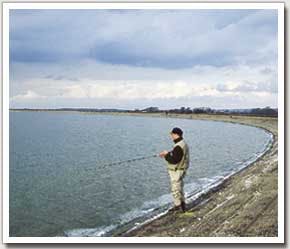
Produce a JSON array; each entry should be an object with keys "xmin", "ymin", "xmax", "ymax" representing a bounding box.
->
[{"xmin": 9, "ymin": 111, "xmax": 272, "ymax": 237}]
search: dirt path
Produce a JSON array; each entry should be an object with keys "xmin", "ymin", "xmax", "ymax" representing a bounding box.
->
[{"xmin": 120, "ymin": 114, "xmax": 278, "ymax": 237}]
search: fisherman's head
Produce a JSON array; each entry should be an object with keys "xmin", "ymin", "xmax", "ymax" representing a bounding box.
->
[{"xmin": 170, "ymin": 127, "xmax": 183, "ymax": 140}]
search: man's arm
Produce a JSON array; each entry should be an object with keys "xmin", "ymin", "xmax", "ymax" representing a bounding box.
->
[{"xmin": 165, "ymin": 146, "xmax": 183, "ymax": 164}]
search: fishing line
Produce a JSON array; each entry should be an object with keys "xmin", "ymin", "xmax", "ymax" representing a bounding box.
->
[{"xmin": 86, "ymin": 154, "xmax": 159, "ymax": 171}]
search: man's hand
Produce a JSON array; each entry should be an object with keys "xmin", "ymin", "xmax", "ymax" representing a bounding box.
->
[{"xmin": 159, "ymin": 150, "xmax": 168, "ymax": 158}]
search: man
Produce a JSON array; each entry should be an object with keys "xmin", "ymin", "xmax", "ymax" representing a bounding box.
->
[{"xmin": 159, "ymin": 127, "xmax": 190, "ymax": 212}]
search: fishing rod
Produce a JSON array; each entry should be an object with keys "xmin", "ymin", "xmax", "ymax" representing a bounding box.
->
[{"xmin": 86, "ymin": 154, "xmax": 159, "ymax": 171}]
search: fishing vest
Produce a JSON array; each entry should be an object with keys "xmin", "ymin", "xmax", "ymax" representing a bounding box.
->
[{"xmin": 167, "ymin": 139, "xmax": 190, "ymax": 171}]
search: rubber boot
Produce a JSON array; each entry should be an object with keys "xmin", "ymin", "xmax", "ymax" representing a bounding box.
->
[{"xmin": 181, "ymin": 201, "xmax": 186, "ymax": 212}]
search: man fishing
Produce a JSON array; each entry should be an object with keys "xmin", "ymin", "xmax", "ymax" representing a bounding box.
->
[{"xmin": 159, "ymin": 127, "xmax": 190, "ymax": 213}]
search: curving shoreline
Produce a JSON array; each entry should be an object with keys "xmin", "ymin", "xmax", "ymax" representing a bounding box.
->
[
  {"xmin": 10, "ymin": 110, "xmax": 279, "ymax": 237},
  {"xmin": 108, "ymin": 113, "xmax": 278, "ymax": 237}
]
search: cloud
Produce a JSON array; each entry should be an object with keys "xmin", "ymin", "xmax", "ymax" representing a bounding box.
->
[
  {"xmin": 9, "ymin": 9, "xmax": 278, "ymax": 109},
  {"xmin": 11, "ymin": 90, "xmax": 47, "ymax": 101},
  {"xmin": 216, "ymin": 80, "xmax": 277, "ymax": 93},
  {"xmin": 10, "ymin": 9, "xmax": 277, "ymax": 68},
  {"xmin": 10, "ymin": 58, "xmax": 277, "ymax": 83},
  {"xmin": 9, "ymin": 60, "xmax": 277, "ymax": 109},
  {"xmin": 51, "ymin": 81, "xmax": 218, "ymax": 100},
  {"xmin": 10, "ymin": 86, "xmax": 276, "ymax": 110}
]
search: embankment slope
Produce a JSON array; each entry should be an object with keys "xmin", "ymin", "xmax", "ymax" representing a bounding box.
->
[{"xmin": 121, "ymin": 114, "xmax": 278, "ymax": 237}]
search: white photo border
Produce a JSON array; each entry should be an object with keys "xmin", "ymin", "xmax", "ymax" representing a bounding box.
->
[{"xmin": 2, "ymin": 1, "xmax": 285, "ymax": 244}]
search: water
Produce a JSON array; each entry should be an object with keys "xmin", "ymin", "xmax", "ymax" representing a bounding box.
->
[{"xmin": 9, "ymin": 111, "xmax": 272, "ymax": 237}]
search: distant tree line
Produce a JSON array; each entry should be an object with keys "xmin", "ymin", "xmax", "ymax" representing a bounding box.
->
[
  {"xmin": 10, "ymin": 106, "xmax": 278, "ymax": 117},
  {"xmin": 248, "ymin": 107, "xmax": 278, "ymax": 116},
  {"xmin": 134, "ymin": 106, "xmax": 278, "ymax": 117}
]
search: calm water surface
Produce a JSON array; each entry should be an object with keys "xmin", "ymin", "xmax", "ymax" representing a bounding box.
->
[{"xmin": 9, "ymin": 111, "xmax": 272, "ymax": 236}]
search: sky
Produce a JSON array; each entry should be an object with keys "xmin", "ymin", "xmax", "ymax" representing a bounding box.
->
[{"xmin": 9, "ymin": 9, "xmax": 278, "ymax": 109}]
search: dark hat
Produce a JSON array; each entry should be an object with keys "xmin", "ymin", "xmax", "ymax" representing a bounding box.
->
[{"xmin": 171, "ymin": 127, "xmax": 183, "ymax": 137}]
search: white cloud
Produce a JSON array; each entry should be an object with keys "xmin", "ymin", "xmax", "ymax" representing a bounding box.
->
[
  {"xmin": 59, "ymin": 81, "xmax": 219, "ymax": 100},
  {"xmin": 11, "ymin": 90, "xmax": 47, "ymax": 101},
  {"xmin": 9, "ymin": 58, "xmax": 278, "ymax": 109}
]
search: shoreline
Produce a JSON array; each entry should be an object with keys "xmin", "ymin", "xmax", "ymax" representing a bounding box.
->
[
  {"xmin": 73, "ymin": 111, "xmax": 277, "ymax": 237},
  {"xmin": 11, "ymin": 110, "xmax": 278, "ymax": 237},
  {"xmin": 110, "ymin": 127, "xmax": 274, "ymax": 237},
  {"xmin": 117, "ymin": 113, "xmax": 278, "ymax": 237}
]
